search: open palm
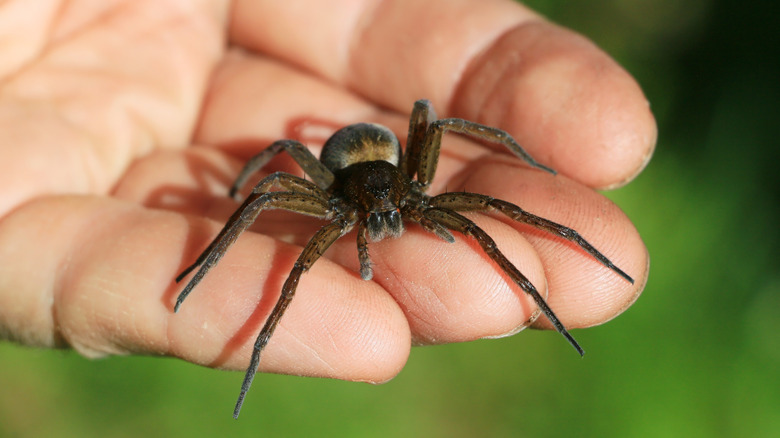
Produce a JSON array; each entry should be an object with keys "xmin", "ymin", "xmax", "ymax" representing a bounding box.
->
[{"xmin": 0, "ymin": 0, "xmax": 653, "ymax": 386}]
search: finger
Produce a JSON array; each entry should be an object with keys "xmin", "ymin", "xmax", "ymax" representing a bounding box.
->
[
  {"xmin": 0, "ymin": 1, "xmax": 225, "ymax": 216},
  {"xmin": 0, "ymin": 196, "xmax": 410, "ymax": 382},
  {"xmin": 230, "ymin": 0, "xmax": 526, "ymax": 104},
  {"xmin": 229, "ymin": 0, "xmax": 655, "ymax": 188},
  {"xmin": 451, "ymin": 22, "xmax": 657, "ymax": 189},
  {"xmin": 194, "ymin": 49, "xmax": 380, "ymax": 151}
]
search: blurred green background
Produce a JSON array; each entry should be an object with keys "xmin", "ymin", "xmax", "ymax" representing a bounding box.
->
[{"xmin": 2, "ymin": 1, "xmax": 778, "ymax": 437}]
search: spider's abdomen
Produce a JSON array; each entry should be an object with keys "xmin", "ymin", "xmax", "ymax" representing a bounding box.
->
[{"xmin": 320, "ymin": 123, "xmax": 401, "ymax": 171}]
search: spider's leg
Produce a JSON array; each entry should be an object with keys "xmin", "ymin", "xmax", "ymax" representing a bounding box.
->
[
  {"xmin": 234, "ymin": 218, "xmax": 353, "ymax": 419},
  {"xmin": 402, "ymin": 203, "xmax": 455, "ymax": 243},
  {"xmin": 400, "ymin": 99, "xmax": 437, "ymax": 179},
  {"xmin": 251, "ymin": 171, "xmax": 330, "ymax": 201},
  {"xmin": 356, "ymin": 204, "xmax": 455, "ymax": 281},
  {"xmin": 357, "ymin": 220, "xmax": 373, "ymax": 280},
  {"xmin": 430, "ymin": 192, "xmax": 634, "ymax": 284},
  {"xmin": 416, "ymin": 118, "xmax": 555, "ymax": 187},
  {"xmin": 230, "ymin": 139, "xmax": 335, "ymax": 199},
  {"xmin": 174, "ymin": 190, "xmax": 330, "ymax": 312},
  {"xmin": 422, "ymin": 207, "xmax": 585, "ymax": 356}
]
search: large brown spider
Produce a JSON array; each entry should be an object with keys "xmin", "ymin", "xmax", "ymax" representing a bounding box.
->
[{"xmin": 174, "ymin": 99, "xmax": 634, "ymax": 418}]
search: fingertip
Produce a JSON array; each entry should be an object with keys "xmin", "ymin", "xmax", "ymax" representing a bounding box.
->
[
  {"xmin": 456, "ymin": 162, "xmax": 648, "ymax": 330},
  {"xmin": 452, "ymin": 21, "xmax": 657, "ymax": 189}
]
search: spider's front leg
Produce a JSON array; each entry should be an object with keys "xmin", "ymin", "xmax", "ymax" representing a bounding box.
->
[
  {"xmin": 400, "ymin": 99, "xmax": 437, "ymax": 179},
  {"xmin": 401, "ymin": 99, "xmax": 555, "ymax": 188},
  {"xmin": 356, "ymin": 221, "xmax": 372, "ymax": 280}
]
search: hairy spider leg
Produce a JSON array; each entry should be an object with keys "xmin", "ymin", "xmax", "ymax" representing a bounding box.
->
[
  {"xmin": 174, "ymin": 173, "xmax": 331, "ymax": 312},
  {"xmin": 358, "ymin": 204, "xmax": 456, "ymax": 282},
  {"xmin": 229, "ymin": 139, "xmax": 335, "ymax": 199},
  {"xmin": 422, "ymin": 207, "xmax": 585, "ymax": 356},
  {"xmin": 400, "ymin": 99, "xmax": 437, "ymax": 179},
  {"xmin": 402, "ymin": 204, "xmax": 456, "ymax": 243},
  {"xmin": 174, "ymin": 169, "xmax": 352, "ymax": 418},
  {"xmin": 416, "ymin": 114, "xmax": 557, "ymax": 187},
  {"xmin": 430, "ymin": 193, "xmax": 635, "ymax": 284},
  {"xmin": 356, "ymin": 221, "xmax": 372, "ymax": 280},
  {"xmin": 233, "ymin": 219, "xmax": 354, "ymax": 419}
]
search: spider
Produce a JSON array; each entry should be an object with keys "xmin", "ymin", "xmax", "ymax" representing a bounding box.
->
[{"xmin": 174, "ymin": 99, "xmax": 634, "ymax": 418}]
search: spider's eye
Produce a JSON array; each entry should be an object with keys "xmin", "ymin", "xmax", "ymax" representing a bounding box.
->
[{"xmin": 366, "ymin": 210, "xmax": 404, "ymax": 242}]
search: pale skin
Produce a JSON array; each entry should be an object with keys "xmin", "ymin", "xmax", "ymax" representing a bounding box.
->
[{"xmin": 0, "ymin": 0, "xmax": 654, "ymax": 384}]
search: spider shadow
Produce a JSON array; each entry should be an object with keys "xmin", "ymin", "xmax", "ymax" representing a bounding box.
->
[
  {"xmin": 150, "ymin": 115, "xmax": 347, "ymax": 369},
  {"xmin": 207, "ymin": 242, "xmax": 299, "ymax": 370}
]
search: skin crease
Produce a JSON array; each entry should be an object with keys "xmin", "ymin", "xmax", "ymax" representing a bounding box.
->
[{"xmin": 0, "ymin": 0, "xmax": 654, "ymax": 385}]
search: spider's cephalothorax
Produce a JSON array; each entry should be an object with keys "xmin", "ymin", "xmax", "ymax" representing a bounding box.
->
[
  {"xmin": 174, "ymin": 100, "xmax": 634, "ymax": 419},
  {"xmin": 323, "ymin": 123, "xmax": 410, "ymax": 243}
]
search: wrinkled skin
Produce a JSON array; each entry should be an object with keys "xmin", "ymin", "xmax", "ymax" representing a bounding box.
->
[{"xmin": 0, "ymin": 0, "xmax": 654, "ymax": 383}]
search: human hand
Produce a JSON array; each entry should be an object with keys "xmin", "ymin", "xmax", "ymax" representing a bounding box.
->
[{"xmin": 0, "ymin": 0, "xmax": 653, "ymax": 387}]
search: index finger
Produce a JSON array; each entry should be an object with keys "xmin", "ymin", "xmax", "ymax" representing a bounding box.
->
[{"xmin": 229, "ymin": 0, "xmax": 656, "ymax": 188}]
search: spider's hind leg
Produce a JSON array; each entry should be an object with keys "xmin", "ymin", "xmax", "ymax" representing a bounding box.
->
[{"xmin": 414, "ymin": 116, "xmax": 556, "ymax": 188}]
